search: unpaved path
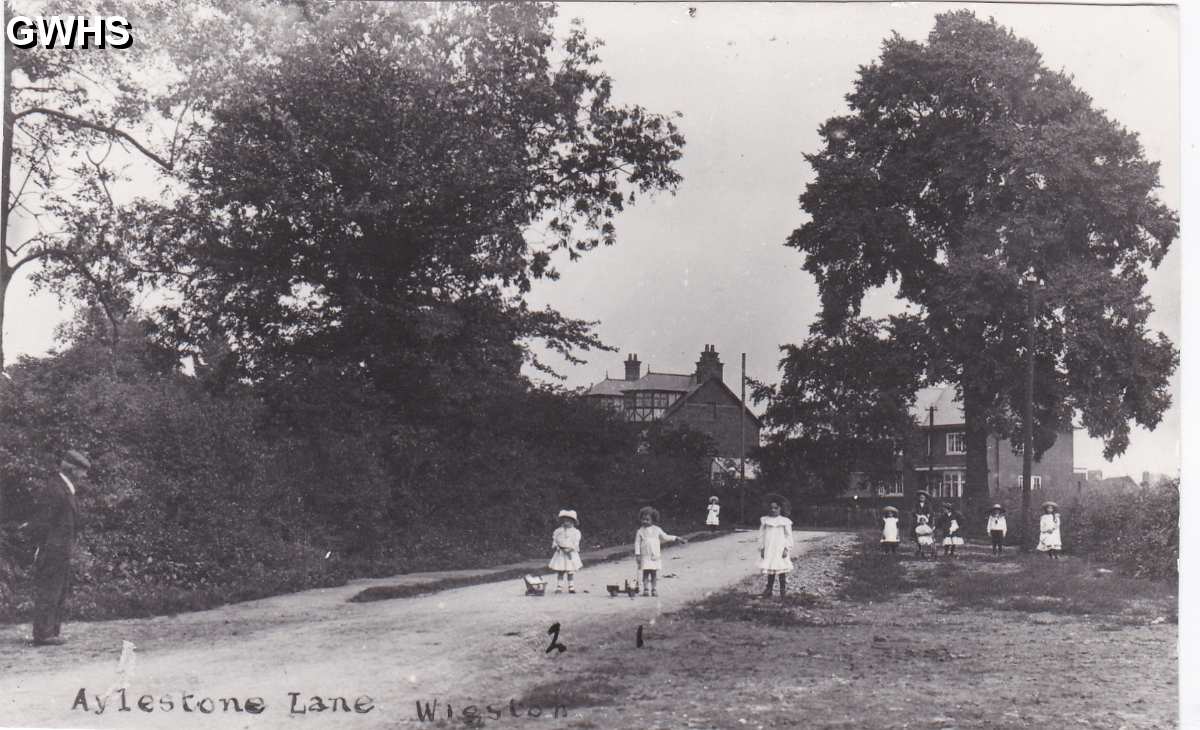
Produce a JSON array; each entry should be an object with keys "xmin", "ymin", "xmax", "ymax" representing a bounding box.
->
[{"xmin": 1, "ymin": 530, "xmax": 832, "ymax": 728}]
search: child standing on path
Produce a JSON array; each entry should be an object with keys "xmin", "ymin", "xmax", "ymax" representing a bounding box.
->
[
  {"xmin": 1037, "ymin": 502, "xmax": 1062, "ymax": 559},
  {"xmin": 758, "ymin": 497, "xmax": 794, "ymax": 598},
  {"xmin": 880, "ymin": 506, "xmax": 900, "ymax": 554},
  {"xmin": 987, "ymin": 504, "xmax": 1008, "ymax": 555},
  {"xmin": 548, "ymin": 510, "xmax": 582, "ymax": 593},
  {"xmin": 705, "ymin": 496, "xmax": 721, "ymax": 532},
  {"xmin": 634, "ymin": 507, "xmax": 687, "ymax": 597}
]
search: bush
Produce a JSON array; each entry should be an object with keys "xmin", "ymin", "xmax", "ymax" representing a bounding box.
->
[
  {"xmin": 1068, "ymin": 479, "xmax": 1178, "ymax": 579},
  {"xmin": 0, "ymin": 322, "xmax": 719, "ymax": 622},
  {"xmin": 989, "ymin": 479, "xmax": 1177, "ymax": 580}
]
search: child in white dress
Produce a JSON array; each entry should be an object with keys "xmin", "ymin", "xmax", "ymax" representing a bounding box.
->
[
  {"xmin": 939, "ymin": 505, "xmax": 964, "ymax": 557},
  {"xmin": 987, "ymin": 504, "xmax": 1008, "ymax": 555},
  {"xmin": 914, "ymin": 515, "xmax": 934, "ymax": 557},
  {"xmin": 705, "ymin": 497, "xmax": 721, "ymax": 532},
  {"xmin": 759, "ymin": 499, "xmax": 794, "ymax": 598},
  {"xmin": 1037, "ymin": 502, "xmax": 1062, "ymax": 559},
  {"xmin": 635, "ymin": 506, "xmax": 687, "ymax": 597},
  {"xmin": 880, "ymin": 506, "xmax": 900, "ymax": 554},
  {"xmin": 548, "ymin": 509, "xmax": 582, "ymax": 593}
]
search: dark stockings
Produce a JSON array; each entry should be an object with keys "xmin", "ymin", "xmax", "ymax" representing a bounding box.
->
[{"xmin": 763, "ymin": 574, "xmax": 788, "ymax": 597}]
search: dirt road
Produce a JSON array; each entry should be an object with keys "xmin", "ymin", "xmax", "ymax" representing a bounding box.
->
[{"xmin": 1, "ymin": 530, "xmax": 829, "ymax": 728}]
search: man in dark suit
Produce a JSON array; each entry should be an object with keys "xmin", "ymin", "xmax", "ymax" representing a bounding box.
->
[{"xmin": 30, "ymin": 449, "xmax": 89, "ymax": 646}]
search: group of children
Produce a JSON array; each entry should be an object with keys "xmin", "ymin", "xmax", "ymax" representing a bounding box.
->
[
  {"xmin": 879, "ymin": 492, "xmax": 1064, "ymax": 558},
  {"xmin": 546, "ymin": 494, "xmax": 798, "ymax": 599},
  {"xmin": 545, "ymin": 493, "xmax": 1066, "ymax": 599},
  {"xmin": 547, "ymin": 505, "xmax": 691, "ymax": 597}
]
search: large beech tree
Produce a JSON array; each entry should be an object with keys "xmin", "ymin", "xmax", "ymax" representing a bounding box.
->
[
  {"xmin": 787, "ymin": 11, "xmax": 1177, "ymax": 512},
  {"xmin": 136, "ymin": 3, "xmax": 684, "ymax": 417}
]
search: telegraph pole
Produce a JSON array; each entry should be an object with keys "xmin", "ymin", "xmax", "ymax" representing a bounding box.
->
[
  {"xmin": 739, "ymin": 352, "xmax": 746, "ymax": 525},
  {"xmin": 1021, "ymin": 285, "xmax": 1037, "ymax": 550},
  {"xmin": 926, "ymin": 405, "xmax": 936, "ymax": 497}
]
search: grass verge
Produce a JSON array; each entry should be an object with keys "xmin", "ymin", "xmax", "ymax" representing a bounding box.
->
[{"xmin": 837, "ymin": 531, "xmax": 1178, "ymax": 621}]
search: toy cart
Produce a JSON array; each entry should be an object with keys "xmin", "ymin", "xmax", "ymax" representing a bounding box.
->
[
  {"xmin": 606, "ymin": 578, "xmax": 640, "ymax": 598},
  {"xmin": 524, "ymin": 575, "xmax": 547, "ymax": 596}
]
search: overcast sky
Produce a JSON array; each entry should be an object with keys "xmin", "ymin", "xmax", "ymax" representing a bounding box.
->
[
  {"xmin": 522, "ymin": 1, "xmax": 1181, "ymax": 481},
  {"xmin": 4, "ymin": 1, "xmax": 1181, "ymax": 480}
]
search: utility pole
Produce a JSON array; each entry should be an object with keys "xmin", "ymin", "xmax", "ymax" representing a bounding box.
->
[
  {"xmin": 926, "ymin": 405, "xmax": 936, "ymax": 497},
  {"xmin": 739, "ymin": 352, "xmax": 746, "ymax": 526},
  {"xmin": 1021, "ymin": 282, "xmax": 1038, "ymax": 551}
]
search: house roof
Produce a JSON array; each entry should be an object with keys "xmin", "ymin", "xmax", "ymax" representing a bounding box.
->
[
  {"xmin": 911, "ymin": 385, "xmax": 964, "ymax": 426},
  {"xmin": 661, "ymin": 377, "xmax": 763, "ymax": 428},
  {"xmin": 632, "ymin": 372, "xmax": 695, "ymax": 392},
  {"xmin": 584, "ymin": 378, "xmax": 629, "ymax": 397},
  {"xmin": 584, "ymin": 371, "xmax": 696, "ymax": 396}
]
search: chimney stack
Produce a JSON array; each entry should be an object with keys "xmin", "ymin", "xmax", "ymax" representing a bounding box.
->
[
  {"xmin": 624, "ymin": 353, "xmax": 641, "ymax": 381},
  {"xmin": 695, "ymin": 344, "xmax": 724, "ymax": 383}
]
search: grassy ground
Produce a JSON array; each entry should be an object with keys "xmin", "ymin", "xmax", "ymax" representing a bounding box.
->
[{"xmin": 516, "ymin": 534, "xmax": 1177, "ymax": 729}]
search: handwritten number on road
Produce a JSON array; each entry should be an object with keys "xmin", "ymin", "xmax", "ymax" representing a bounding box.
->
[
  {"xmin": 636, "ymin": 625, "xmax": 644, "ymax": 648},
  {"xmin": 545, "ymin": 623, "xmax": 567, "ymax": 654}
]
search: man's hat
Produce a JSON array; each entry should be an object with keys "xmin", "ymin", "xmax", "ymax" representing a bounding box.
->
[{"xmin": 63, "ymin": 449, "xmax": 91, "ymax": 470}]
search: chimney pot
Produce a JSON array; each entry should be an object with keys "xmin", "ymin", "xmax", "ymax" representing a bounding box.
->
[{"xmin": 625, "ymin": 353, "xmax": 641, "ymax": 381}]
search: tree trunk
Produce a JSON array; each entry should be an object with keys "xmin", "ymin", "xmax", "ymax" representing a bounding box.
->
[
  {"xmin": 961, "ymin": 384, "xmax": 990, "ymax": 534},
  {"xmin": 1, "ymin": 19, "xmax": 15, "ymax": 373}
]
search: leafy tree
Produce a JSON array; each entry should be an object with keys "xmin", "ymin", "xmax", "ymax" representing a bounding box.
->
[
  {"xmin": 135, "ymin": 2, "xmax": 684, "ymax": 407},
  {"xmin": 2, "ymin": 1, "xmax": 177, "ymax": 368},
  {"xmin": 754, "ymin": 316, "xmax": 925, "ymax": 494},
  {"xmin": 787, "ymin": 11, "xmax": 1177, "ymax": 512}
]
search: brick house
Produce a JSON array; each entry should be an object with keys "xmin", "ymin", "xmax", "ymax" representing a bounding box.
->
[
  {"xmin": 848, "ymin": 385, "xmax": 1075, "ymax": 505},
  {"xmin": 584, "ymin": 346, "xmax": 761, "ymax": 462}
]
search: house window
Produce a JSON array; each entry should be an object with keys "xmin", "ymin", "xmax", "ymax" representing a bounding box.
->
[
  {"xmin": 934, "ymin": 471, "xmax": 964, "ymax": 498},
  {"xmin": 630, "ymin": 391, "xmax": 667, "ymax": 421},
  {"xmin": 946, "ymin": 432, "xmax": 966, "ymax": 455},
  {"xmin": 1018, "ymin": 475, "xmax": 1042, "ymax": 490},
  {"xmin": 876, "ymin": 477, "xmax": 903, "ymax": 496}
]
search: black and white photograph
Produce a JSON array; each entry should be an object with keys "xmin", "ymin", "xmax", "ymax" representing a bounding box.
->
[{"xmin": 0, "ymin": 1, "xmax": 1188, "ymax": 728}]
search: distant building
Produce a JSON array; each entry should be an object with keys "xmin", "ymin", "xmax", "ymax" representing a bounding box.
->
[
  {"xmin": 906, "ymin": 385, "xmax": 1075, "ymax": 501},
  {"xmin": 848, "ymin": 385, "xmax": 1075, "ymax": 503},
  {"xmin": 584, "ymin": 346, "xmax": 761, "ymax": 462},
  {"xmin": 1093, "ymin": 475, "xmax": 1140, "ymax": 494}
]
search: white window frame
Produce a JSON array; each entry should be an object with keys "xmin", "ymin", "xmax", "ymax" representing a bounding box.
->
[
  {"xmin": 1018, "ymin": 475, "xmax": 1042, "ymax": 490},
  {"xmin": 946, "ymin": 432, "xmax": 967, "ymax": 455},
  {"xmin": 877, "ymin": 477, "xmax": 904, "ymax": 497},
  {"xmin": 937, "ymin": 471, "xmax": 964, "ymax": 498}
]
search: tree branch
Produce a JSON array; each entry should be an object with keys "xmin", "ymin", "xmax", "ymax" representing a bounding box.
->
[
  {"xmin": 10, "ymin": 245, "xmax": 69, "ymax": 275},
  {"xmin": 13, "ymin": 106, "xmax": 176, "ymax": 170}
]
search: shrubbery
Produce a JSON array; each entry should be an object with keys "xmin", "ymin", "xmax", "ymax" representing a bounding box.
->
[
  {"xmin": 991, "ymin": 480, "xmax": 1178, "ymax": 580},
  {"xmin": 0, "ymin": 322, "xmax": 716, "ymax": 622},
  {"xmin": 1064, "ymin": 479, "xmax": 1178, "ymax": 580}
]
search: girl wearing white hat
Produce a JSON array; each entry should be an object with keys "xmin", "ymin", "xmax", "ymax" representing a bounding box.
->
[
  {"xmin": 549, "ymin": 510, "xmax": 583, "ymax": 593},
  {"xmin": 705, "ymin": 496, "xmax": 720, "ymax": 532},
  {"xmin": 1037, "ymin": 502, "xmax": 1062, "ymax": 559}
]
